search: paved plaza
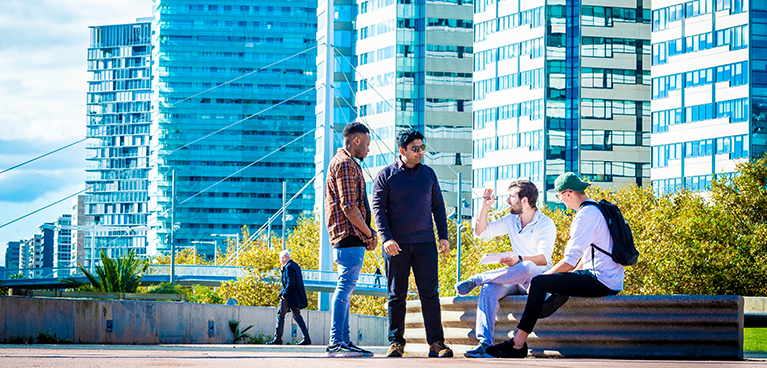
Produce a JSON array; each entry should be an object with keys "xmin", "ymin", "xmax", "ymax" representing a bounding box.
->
[{"xmin": 0, "ymin": 345, "xmax": 765, "ymax": 368}]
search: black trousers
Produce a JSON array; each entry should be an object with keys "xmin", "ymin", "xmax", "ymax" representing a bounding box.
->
[
  {"xmin": 274, "ymin": 298, "xmax": 309, "ymax": 340},
  {"xmin": 384, "ymin": 241, "xmax": 444, "ymax": 345},
  {"xmin": 516, "ymin": 270, "xmax": 619, "ymax": 333}
]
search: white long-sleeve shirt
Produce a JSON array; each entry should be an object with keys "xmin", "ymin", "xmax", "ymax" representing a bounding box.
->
[
  {"xmin": 562, "ymin": 201, "xmax": 624, "ymax": 291},
  {"xmin": 478, "ymin": 209, "xmax": 557, "ymax": 272}
]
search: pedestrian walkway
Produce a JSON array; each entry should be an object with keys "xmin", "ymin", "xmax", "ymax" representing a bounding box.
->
[{"xmin": 0, "ymin": 345, "xmax": 765, "ymax": 368}]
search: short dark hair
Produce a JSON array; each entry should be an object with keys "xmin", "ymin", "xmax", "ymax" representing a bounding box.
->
[
  {"xmin": 396, "ymin": 128, "xmax": 424, "ymax": 148},
  {"xmin": 508, "ymin": 179, "xmax": 538, "ymax": 209},
  {"xmin": 342, "ymin": 122, "xmax": 369, "ymax": 138}
]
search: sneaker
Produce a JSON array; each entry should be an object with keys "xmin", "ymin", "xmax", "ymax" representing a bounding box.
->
[
  {"xmin": 428, "ymin": 341, "xmax": 454, "ymax": 358},
  {"xmin": 326, "ymin": 343, "xmax": 364, "ymax": 358},
  {"xmin": 266, "ymin": 338, "xmax": 282, "ymax": 345},
  {"xmin": 463, "ymin": 342, "xmax": 491, "ymax": 358},
  {"xmin": 539, "ymin": 293, "xmax": 570, "ymax": 319},
  {"xmin": 386, "ymin": 342, "xmax": 405, "ymax": 357},
  {"xmin": 347, "ymin": 341, "xmax": 374, "ymax": 357},
  {"xmin": 298, "ymin": 338, "xmax": 311, "ymax": 345},
  {"xmin": 454, "ymin": 277, "xmax": 478, "ymax": 296},
  {"xmin": 485, "ymin": 338, "xmax": 528, "ymax": 358}
]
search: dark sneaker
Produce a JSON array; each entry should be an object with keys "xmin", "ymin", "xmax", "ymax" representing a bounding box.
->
[
  {"xmin": 298, "ymin": 338, "xmax": 311, "ymax": 345},
  {"xmin": 386, "ymin": 342, "xmax": 405, "ymax": 357},
  {"xmin": 347, "ymin": 341, "xmax": 374, "ymax": 357},
  {"xmin": 454, "ymin": 277, "xmax": 478, "ymax": 296},
  {"xmin": 485, "ymin": 338, "xmax": 528, "ymax": 358},
  {"xmin": 463, "ymin": 342, "xmax": 491, "ymax": 358},
  {"xmin": 266, "ymin": 338, "xmax": 282, "ymax": 345},
  {"xmin": 539, "ymin": 293, "xmax": 570, "ymax": 319},
  {"xmin": 428, "ymin": 341, "xmax": 454, "ymax": 358},
  {"xmin": 326, "ymin": 343, "xmax": 364, "ymax": 358}
]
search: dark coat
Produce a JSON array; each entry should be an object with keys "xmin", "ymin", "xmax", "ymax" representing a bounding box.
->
[{"xmin": 280, "ymin": 260, "xmax": 308, "ymax": 309}]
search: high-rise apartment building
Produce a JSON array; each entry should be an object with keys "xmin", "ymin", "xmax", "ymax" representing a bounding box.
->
[
  {"xmin": 650, "ymin": 0, "xmax": 767, "ymax": 194},
  {"xmin": 4, "ymin": 240, "xmax": 22, "ymax": 274},
  {"xmin": 147, "ymin": 1, "xmax": 318, "ymax": 256},
  {"xmin": 472, "ymin": 0, "xmax": 652, "ymax": 209},
  {"xmin": 70, "ymin": 195, "xmax": 91, "ymax": 267},
  {"xmin": 53, "ymin": 214, "xmax": 73, "ymax": 271},
  {"xmin": 86, "ymin": 19, "xmax": 153, "ymax": 257},
  {"xmin": 319, "ymin": 0, "xmax": 474, "ymax": 209}
]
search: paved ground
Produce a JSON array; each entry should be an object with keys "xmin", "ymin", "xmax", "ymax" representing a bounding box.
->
[{"xmin": 0, "ymin": 345, "xmax": 765, "ymax": 368}]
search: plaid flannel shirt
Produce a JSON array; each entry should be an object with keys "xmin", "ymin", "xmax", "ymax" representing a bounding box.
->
[{"xmin": 325, "ymin": 148, "xmax": 369, "ymax": 245}]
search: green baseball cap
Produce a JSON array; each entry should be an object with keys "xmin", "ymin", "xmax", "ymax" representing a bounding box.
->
[{"xmin": 554, "ymin": 172, "xmax": 590, "ymax": 192}]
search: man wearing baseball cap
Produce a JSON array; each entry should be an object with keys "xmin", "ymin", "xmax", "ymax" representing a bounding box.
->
[{"xmin": 485, "ymin": 172, "xmax": 624, "ymax": 358}]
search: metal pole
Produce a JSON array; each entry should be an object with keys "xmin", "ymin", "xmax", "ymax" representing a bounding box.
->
[
  {"xmin": 214, "ymin": 240, "xmax": 217, "ymax": 265},
  {"xmin": 282, "ymin": 181, "xmax": 287, "ymax": 249},
  {"xmin": 268, "ymin": 220, "xmax": 272, "ymax": 249},
  {"xmin": 90, "ymin": 225, "xmax": 96, "ymax": 274},
  {"xmin": 456, "ymin": 172, "xmax": 462, "ymax": 284},
  {"xmin": 170, "ymin": 169, "xmax": 176, "ymax": 285}
]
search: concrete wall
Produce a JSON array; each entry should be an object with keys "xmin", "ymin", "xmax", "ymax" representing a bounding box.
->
[
  {"xmin": 406, "ymin": 295, "xmax": 744, "ymax": 360},
  {"xmin": 0, "ymin": 295, "xmax": 387, "ymax": 346}
]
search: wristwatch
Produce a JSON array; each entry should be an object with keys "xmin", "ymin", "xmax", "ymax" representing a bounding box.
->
[{"xmin": 518, "ymin": 255, "xmax": 523, "ymax": 264}]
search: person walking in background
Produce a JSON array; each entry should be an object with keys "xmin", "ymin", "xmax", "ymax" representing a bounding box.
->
[
  {"xmin": 372, "ymin": 128, "xmax": 453, "ymax": 358},
  {"xmin": 324, "ymin": 122, "xmax": 378, "ymax": 357},
  {"xmin": 267, "ymin": 249, "xmax": 310, "ymax": 345},
  {"xmin": 454, "ymin": 179, "xmax": 556, "ymax": 358}
]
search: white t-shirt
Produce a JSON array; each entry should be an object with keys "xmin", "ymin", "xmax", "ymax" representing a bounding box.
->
[
  {"xmin": 478, "ymin": 209, "xmax": 557, "ymax": 272},
  {"xmin": 561, "ymin": 201, "xmax": 624, "ymax": 291}
]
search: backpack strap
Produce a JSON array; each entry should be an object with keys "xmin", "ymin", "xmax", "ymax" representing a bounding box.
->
[{"xmin": 580, "ymin": 200, "xmax": 613, "ymax": 266}]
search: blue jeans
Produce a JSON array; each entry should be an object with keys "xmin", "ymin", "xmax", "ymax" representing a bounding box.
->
[
  {"xmin": 329, "ymin": 246, "xmax": 365, "ymax": 345},
  {"xmin": 473, "ymin": 261, "xmax": 541, "ymax": 345}
]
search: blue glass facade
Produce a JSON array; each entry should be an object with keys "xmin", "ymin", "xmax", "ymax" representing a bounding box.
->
[
  {"xmin": 86, "ymin": 21, "xmax": 152, "ymax": 257},
  {"xmin": 472, "ymin": 0, "xmax": 651, "ymax": 209},
  {"xmin": 148, "ymin": 1, "xmax": 317, "ymax": 256},
  {"xmin": 650, "ymin": 0, "xmax": 767, "ymax": 195}
]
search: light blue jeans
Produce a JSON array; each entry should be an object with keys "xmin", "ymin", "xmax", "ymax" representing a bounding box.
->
[
  {"xmin": 474, "ymin": 261, "xmax": 542, "ymax": 345},
  {"xmin": 329, "ymin": 246, "xmax": 365, "ymax": 345}
]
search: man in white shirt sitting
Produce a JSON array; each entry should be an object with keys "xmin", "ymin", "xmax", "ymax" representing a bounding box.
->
[
  {"xmin": 454, "ymin": 179, "xmax": 556, "ymax": 358},
  {"xmin": 485, "ymin": 172, "xmax": 624, "ymax": 359}
]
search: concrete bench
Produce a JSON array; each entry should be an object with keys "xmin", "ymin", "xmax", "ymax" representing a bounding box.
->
[{"xmin": 405, "ymin": 295, "xmax": 744, "ymax": 359}]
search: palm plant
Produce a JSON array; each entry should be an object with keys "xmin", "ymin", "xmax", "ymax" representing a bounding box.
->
[{"xmin": 64, "ymin": 249, "xmax": 149, "ymax": 293}]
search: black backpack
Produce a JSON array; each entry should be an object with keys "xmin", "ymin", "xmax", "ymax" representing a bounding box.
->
[{"xmin": 579, "ymin": 200, "xmax": 639, "ymax": 266}]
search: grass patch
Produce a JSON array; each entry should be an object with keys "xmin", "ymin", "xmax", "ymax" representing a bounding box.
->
[{"xmin": 745, "ymin": 328, "xmax": 767, "ymax": 352}]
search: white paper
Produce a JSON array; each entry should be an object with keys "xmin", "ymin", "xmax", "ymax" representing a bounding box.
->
[{"xmin": 479, "ymin": 251, "xmax": 515, "ymax": 265}]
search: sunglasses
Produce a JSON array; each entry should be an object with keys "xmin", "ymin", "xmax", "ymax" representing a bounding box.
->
[
  {"xmin": 555, "ymin": 190, "xmax": 572, "ymax": 200},
  {"xmin": 409, "ymin": 144, "xmax": 426, "ymax": 153}
]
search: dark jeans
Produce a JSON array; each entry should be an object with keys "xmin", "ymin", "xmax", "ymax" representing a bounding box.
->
[
  {"xmin": 517, "ymin": 270, "xmax": 619, "ymax": 334},
  {"xmin": 384, "ymin": 241, "xmax": 444, "ymax": 345},
  {"xmin": 275, "ymin": 298, "xmax": 309, "ymax": 340}
]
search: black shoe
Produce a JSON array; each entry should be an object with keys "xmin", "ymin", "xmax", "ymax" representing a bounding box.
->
[
  {"xmin": 266, "ymin": 338, "xmax": 282, "ymax": 345},
  {"xmin": 298, "ymin": 338, "xmax": 311, "ymax": 345},
  {"xmin": 539, "ymin": 293, "xmax": 570, "ymax": 319},
  {"xmin": 485, "ymin": 338, "xmax": 528, "ymax": 358}
]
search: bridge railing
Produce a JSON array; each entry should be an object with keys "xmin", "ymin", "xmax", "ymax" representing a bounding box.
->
[{"xmin": 1, "ymin": 266, "xmax": 84, "ymax": 281}]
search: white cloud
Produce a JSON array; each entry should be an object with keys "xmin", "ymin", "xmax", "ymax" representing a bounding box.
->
[{"xmin": 0, "ymin": 0, "xmax": 153, "ymax": 264}]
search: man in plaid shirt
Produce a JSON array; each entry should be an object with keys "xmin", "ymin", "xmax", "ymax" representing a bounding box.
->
[{"xmin": 324, "ymin": 122, "xmax": 378, "ymax": 357}]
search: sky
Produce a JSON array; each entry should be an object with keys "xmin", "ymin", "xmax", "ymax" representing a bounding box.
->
[{"xmin": 0, "ymin": 0, "xmax": 154, "ymax": 265}]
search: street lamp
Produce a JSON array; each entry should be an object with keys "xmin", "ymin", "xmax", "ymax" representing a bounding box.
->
[
  {"xmin": 191, "ymin": 240, "xmax": 217, "ymax": 265},
  {"xmin": 211, "ymin": 233, "xmax": 240, "ymax": 262}
]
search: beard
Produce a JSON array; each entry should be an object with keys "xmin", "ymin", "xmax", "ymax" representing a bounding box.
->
[{"xmin": 509, "ymin": 204, "xmax": 523, "ymax": 215}]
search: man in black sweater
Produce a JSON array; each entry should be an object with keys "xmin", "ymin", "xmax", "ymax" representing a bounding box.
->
[
  {"xmin": 267, "ymin": 250, "xmax": 310, "ymax": 345},
  {"xmin": 372, "ymin": 129, "xmax": 453, "ymax": 358}
]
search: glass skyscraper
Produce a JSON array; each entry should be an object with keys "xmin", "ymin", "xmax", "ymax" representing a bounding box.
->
[
  {"xmin": 86, "ymin": 20, "xmax": 153, "ymax": 258},
  {"xmin": 317, "ymin": 0, "xmax": 474, "ymax": 212},
  {"xmin": 472, "ymin": 0, "xmax": 652, "ymax": 209},
  {"xmin": 650, "ymin": 0, "xmax": 767, "ymax": 194},
  {"xmin": 148, "ymin": 1, "xmax": 318, "ymax": 256}
]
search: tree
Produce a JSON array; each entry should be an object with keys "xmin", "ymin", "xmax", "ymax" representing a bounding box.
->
[{"xmin": 64, "ymin": 249, "xmax": 149, "ymax": 293}]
